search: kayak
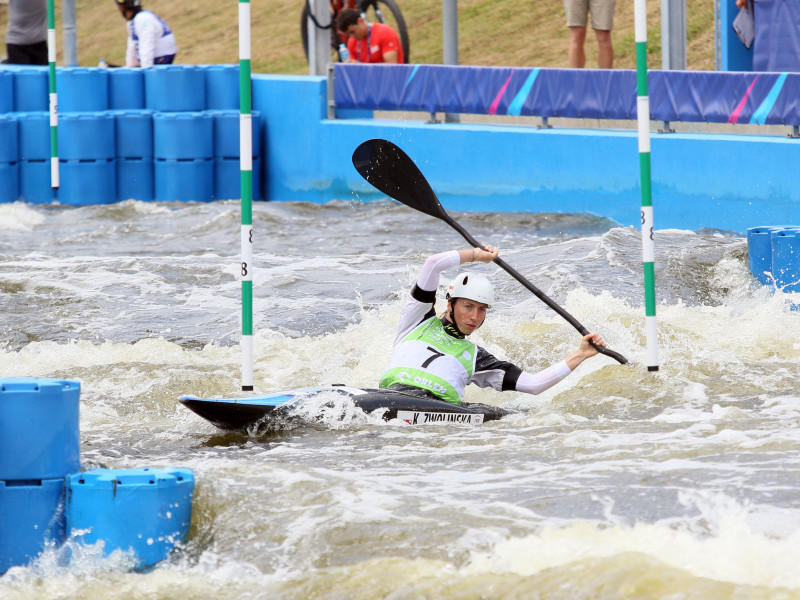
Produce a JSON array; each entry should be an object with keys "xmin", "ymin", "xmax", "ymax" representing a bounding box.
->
[{"xmin": 179, "ymin": 386, "xmax": 514, "ymax": 430}]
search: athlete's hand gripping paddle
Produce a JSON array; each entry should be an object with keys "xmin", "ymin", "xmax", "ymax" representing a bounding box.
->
[{"xmin": 352, "ymin": 138, "xmax": 628, "ymax": 365}]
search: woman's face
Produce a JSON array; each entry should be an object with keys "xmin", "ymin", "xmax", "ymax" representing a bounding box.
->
[{"xmin": 449, "ymin": 298, "xmax": 488, "ymax": 335}]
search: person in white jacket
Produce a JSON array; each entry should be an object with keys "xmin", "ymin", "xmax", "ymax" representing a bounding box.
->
[{"xmin": 115, "ymin": 0, "xmax": 177, "ymax": 68}]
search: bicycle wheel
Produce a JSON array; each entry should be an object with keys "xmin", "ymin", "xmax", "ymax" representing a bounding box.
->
[
  {"xmin": 358, "ymin": 0, "xmax": 410, "ymax": 63},
  {"xmin": 300, "ymin": 1, "xmax": 340, "ymax": 62}
]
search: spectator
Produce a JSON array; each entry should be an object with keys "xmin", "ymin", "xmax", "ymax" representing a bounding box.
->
[
  {"xmin": 4, "ymin": 0, "xmax": 48, "ymax": 65},
  {"xmin": 115, "ymin": 0, "xmax": 177, "ymax": 68},
  {"xmin": 336, "ymin": 8, "xmax": 404, "ymax": 64},
  {"xmin": 564, "ymin": 0, "xmax": 616, "ymax": 68}
]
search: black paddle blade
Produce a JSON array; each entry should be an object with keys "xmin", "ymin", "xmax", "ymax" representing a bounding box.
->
[
  {"xmin": 352, "ymin": 139, "xmax": 448, "ymax": 221},
  {"xmin": 351, "ymin": 139, "xmax": 629, "ymax": 365}
]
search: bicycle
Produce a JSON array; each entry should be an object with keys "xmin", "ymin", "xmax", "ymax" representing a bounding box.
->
[{"xmin": 301, "ymin": 0, "xmax": 410, "ymax": 64}]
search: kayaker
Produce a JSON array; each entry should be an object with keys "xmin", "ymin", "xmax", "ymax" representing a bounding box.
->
[{"xmin": 379, "ymin": 246, "xmax": 606, "ymax": 404}]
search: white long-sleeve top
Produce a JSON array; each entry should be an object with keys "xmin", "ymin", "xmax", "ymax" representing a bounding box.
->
[
  {"xmin": 387, "ymin": 251, "xmax": 573, "ymax": 398},
  {"xmin": 125, "ymin": 10, "xmax": 177, "ymax": 68}
]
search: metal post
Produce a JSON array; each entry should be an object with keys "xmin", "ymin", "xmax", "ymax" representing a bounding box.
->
[
  {"xmin": 327, "ymin": 63, "xmax": 336, "ymax": 119},
  {"xmin": 661, "ymin": 0, "xmax": 687, "ymax": 70},
  {"xmin": 443, "ymin": 0, "xmax": 458, "ymax": 66},
  {"xmin": 62, "ymin": 0, "xmax": 77, "ymax": 67},
  {"xmin": 442, "ymin": 0, "xmax": 459, "ymax": 123},
  {"xmin": 308, "ymin": 0, "xmax": 330, "ymax": 76}
]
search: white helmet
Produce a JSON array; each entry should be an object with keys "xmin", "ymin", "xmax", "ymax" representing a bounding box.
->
[{"xmin": 447, "ymin": 272, "xmax": 494, "ymax": 307}]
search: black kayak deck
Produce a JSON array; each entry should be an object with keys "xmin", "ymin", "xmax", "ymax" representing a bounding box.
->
[{"xmin": 179, "ymin": 386, "xmax": 514, "ymax": 430}]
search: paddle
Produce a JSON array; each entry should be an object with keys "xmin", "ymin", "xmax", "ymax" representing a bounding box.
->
[{"xmin": 351, "ymin": 138, "xmax": 628, "ymax": 365}]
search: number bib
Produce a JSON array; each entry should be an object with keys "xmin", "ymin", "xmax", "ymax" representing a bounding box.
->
[{"xmin": 379, "ymin": 317, "xmax": 476, "ymax": 404}]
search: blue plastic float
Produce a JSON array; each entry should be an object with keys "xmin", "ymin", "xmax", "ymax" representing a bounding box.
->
[
  {"xmin": 0, "ymin": 378, "xmax": 194, "ymax": 575},
  {"xmin": 0, "ymin": 114, "xmax": 18, "ymax": 203},
  {"xmin": 58, "ymin": 113, "xmax": 116, "ymax": 205},
  {"xmin": 108, "ymin": 68, "xmax": 145, "ymax": 110},
  {"xmin": 1, "ymin": 65, "xmax": 264, "ymax": 204},
  {"xmin": 747, "ymin": 226, "xmax": 800, "ymax": 292},
  {"xmin": 13, "ymin": 67, "xmax": 48, "ymax": 112},
  {"xmin": 0, "ymin": 378, "xmax": 80, "ymax": 574},
  {"xmin": 0, "ymin": 70, "xmax": 13, "ymax": 113},
  {"xmin": 56, "ymin": 68, "xmax": 109, "ymax": 113},
  {"xmin": 66, "ymin": 468, "xmax": 195, "ymax": 569}
]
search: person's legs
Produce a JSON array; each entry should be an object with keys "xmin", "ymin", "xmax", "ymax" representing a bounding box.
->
[
  {"xmin": 564, "ymin": 0, "xmax": 589, "ymax": 68},
  {"xmin": 6, "ymin": 41, "xmax": 48, "ymax": 65},
  {"xmin": 594, "ymin": 29, "xmax": 613, "ymax": 68},
  {"xmin": 590, "ymin": 0, "xmax": 615, "ymax": 68},
  {"xmin": 568, "ymin": 26, "xmax": 587, "ymax": 68},
  {"xmin": 6, "ymin": 43, "xmax": 31, "ymax": 64}
]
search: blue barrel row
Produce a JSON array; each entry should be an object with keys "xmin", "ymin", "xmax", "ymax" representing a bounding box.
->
[
  {"xmin": 0, "ymin": 110, "xmax": 261, "ymax": 204},
  {"xmin": 0, "ymin": 378, "xmax": 194, "ymax": 573},
  {"xmin": 747, "ymin": 226, "xmax": 800, "ymax": 291},
  {"xmin": 0, "ymin": 64, "xmax": 241, "ymax": 113}
]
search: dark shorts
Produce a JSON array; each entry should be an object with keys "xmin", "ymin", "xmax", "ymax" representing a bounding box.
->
[{"xmin": 5, "ymin": 41, "xmax": 48, "ymax": 66}]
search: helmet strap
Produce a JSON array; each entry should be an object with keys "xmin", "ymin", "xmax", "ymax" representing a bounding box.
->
[
  {"xmin": 444, "ymin": 297, "xmax": 467, "ymax": 337},
  {"xmin": 445, "ymin": 296, "xmax": 486, "ymax": 335}
]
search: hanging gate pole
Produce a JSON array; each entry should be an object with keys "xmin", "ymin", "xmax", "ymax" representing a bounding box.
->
[
  {"xmin": 634, "ymin": 0, "xmax": 659, "ymax": 371},
  {"xmin": 239, "ymin": 0, "xmax": 254, "ymax": 391},
  {"xmin": 47, "ymin": 0, "xmax": 59, "ymax": 189}
]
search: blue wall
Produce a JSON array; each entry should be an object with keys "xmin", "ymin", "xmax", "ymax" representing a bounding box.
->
[
  {"xmin": 253, "ymin": 74, "xmax": 800, "ymax": 233},
  {"xmin": 3, "ymin": 67, "xmax": 800, "ymax": 233}
]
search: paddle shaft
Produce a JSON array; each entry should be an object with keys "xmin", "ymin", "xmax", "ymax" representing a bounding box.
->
[{"xmin": 443, "ymin": 214, "xmax": 629, "ymax": 365}]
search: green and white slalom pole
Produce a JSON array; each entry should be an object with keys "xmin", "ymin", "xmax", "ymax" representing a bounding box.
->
[
  {"xmin": 239, "ymin": 0, "xmax": 254, "ymax": 391},
  {"xmin": 47, "ymin": 0, "xmax": 59, "ymax": 189},
  {"xmin": 634, "ymin": 0, "xmax": 658, "ymax": 371}
]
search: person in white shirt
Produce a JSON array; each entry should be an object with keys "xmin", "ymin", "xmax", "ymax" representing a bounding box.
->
[{"xmin": 115, "ymin": 0, "xmax": 177, "ymax": 68}]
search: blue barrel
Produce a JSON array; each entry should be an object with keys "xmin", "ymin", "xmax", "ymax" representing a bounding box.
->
[
  {"xmin": 0, "ymin": 114, "xmax": 18, "ymax": 162},
  {"xmin": 17, "ymin": 111, "xmax": 50, "ymax": 161},
  {"xmin": 19, "ymin": 160, "xmax": 54, "ymax": 203},
  {"xmin": 144, "ymin": 65, "xmax": 205, "ymax": 112},
  {"xmin": 56, "ymin": 67, "xmax": 109, "ymax": 112},
  {"xmin": 58, "ymin": 113, "xmax": 115, "ymax": 161},
  {"xmin": 155, "ymin": 158, "xmax": 213, "ymax": 202},
  {"xmin": 59, "ymin": 159, "xmax": 116, "ymax": 206},
  {"xmin": 153, "ymin": 112, "xmax": 213, "ymax": 160},
  {"xmin": 117, "ymin": 157, "xmax": 154, "ymax": 201},
  {"xmin": 0, "ymin": 378, "xmax": 81, "ymax": 480},
  {"xmin": 204, "ymin": 64, "xmax": 239, "ymax": 110},
  {"xmin": 112, "ymin": 110, "xmax": 153, "ymax": 159},
  {"xmin": 66, "ymin": 468, "xmax": 194, "ymax": 569},
  {"xmin": 213, "ymin": 156, "xmax": 261, "ymax": 201},
  {"xmin": 771, "ymin": 228, "xmax": 800, "ymax": 292},
  {"xmin": 0, "ymin": 162, "xmax": 20, "ymax": 203},
  {"xmin": 0, "ymin": 478, "xmax": 66, "ymax": 574},
  {"xmin": 109, "ymin": 68, "xmax": 145, "ymax": 110},
  {"xmin": 14, "ymin": 67, "xmax": 48, "ymax": 112},
  {"xmin": 210, "ymin": 110, "xmax": 261, "ymax": 159},
  {"xmin": 0, "ymin": 70, "xmax": 13, "ymax": 113},
  {"xmin": 747, "ymin": 226, "xmax": 779, "ymax": 285}
]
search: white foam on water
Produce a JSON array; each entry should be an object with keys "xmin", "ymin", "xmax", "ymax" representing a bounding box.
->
[
  {"xmin": 0, "ymin": 202, "xmax": 46, "ymax": 231},
  {"xmin": 462, "ymin": 492, "xmax": 800, "ymax": 589}
]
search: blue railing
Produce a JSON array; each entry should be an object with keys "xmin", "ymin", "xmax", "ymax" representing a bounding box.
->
[{"xmin": 332, "ymin": 64, "xmax": 800, "ymax": 128}]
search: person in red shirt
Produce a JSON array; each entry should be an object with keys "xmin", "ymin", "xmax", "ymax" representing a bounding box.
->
[{"xmin": 336, "ymin": 9, "xmax": 404, "ymax": 64}]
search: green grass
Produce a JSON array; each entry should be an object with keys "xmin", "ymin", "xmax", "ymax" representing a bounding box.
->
[{"xmin": 1, "ymin": 0, "xmax": 716, "ymax": 72}]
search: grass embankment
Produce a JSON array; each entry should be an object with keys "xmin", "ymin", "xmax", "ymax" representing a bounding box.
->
[{"xmin": 1, "ymin": 0, "xmax": 716, "ymax": 73}]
